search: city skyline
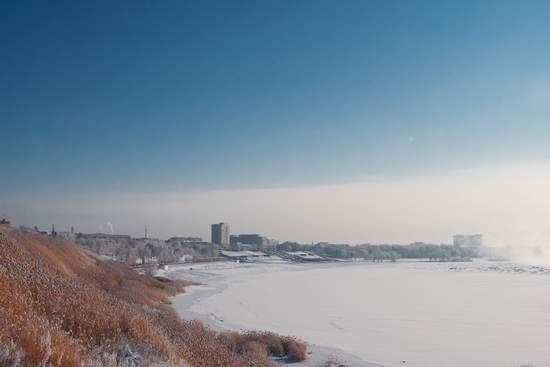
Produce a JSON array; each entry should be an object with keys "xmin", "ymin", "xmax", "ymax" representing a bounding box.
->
[
  {"xmin": 13, "ymin": 218, "xmax": 483, "ymax": 248},
  {"xmin": 2, "ymin": 2, "xmax": 550, "ymax": 246},
  {"xmin": 4, "ymin": 163, "xmax": 550, "ymax": 247}
]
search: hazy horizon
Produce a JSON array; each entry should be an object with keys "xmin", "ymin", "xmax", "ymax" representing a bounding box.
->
[
  {"xmin": 3, "ymin": 164, "xmax": 550, "ymax": 248},
  {"xmin": 2, "ymin": 2, "xmax": 550, "ymax": 245}
]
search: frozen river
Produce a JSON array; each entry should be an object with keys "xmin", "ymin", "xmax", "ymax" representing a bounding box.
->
[{"xmin": 167, "ymin": 259, "xmax": 550, "ymax": 367}]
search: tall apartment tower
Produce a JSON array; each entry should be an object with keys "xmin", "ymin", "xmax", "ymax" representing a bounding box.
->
[
  {"xmin": 211, "ymin": 222, "xmax": 230, "ymax": 245},
  {"xmin": 453, "ymin": 234, "xmax": 483, "ymax": 248}
]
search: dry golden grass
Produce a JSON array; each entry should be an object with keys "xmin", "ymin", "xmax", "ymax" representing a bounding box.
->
[
  {"xmin": 323, "ymin": 355, "xmax": 342, "ymax": 367},
  {"xmin": 0, "ymin": 229, "xmax": 308, "ymax": 366},
  {"xmin": 216, "ymin": 330, "xmax": 308, "ymax": 360}
]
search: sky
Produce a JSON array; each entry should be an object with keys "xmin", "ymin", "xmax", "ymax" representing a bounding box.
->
[{"xmin": 1, "ymin": 1, "xmax": 550, "ymax": 245}]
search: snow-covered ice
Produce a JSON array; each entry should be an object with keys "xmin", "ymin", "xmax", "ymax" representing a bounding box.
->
[{"xmin": 166, "ymin": 259, "xmax": 550, "ymax": 367}]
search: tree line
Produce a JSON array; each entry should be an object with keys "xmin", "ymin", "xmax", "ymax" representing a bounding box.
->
[
  {"xmin": 75, "ymin": 235, "xmax": 479, "ymax": 264},
  {"xmin": 72, "ymin": 234, "xmax": 221, "ymax": 265},
  {"xmin": 18, "ymin": 225, "xmax": 478, "ymax": 264},
  {"xmin": 276, "ymin": 241, "xmax": 478, "ymax": 262}
]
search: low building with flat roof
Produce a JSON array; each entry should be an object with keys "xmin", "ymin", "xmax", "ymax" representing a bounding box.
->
[
  {"xmin": 220, "ymin": 250, "xmax": 268, "ymax": 262},
  {"xmin": 230, "ymin": 234, "xmax": 267, "ymax": 247},
  {"xmin": 285, "ymin": 251, "xmax": 325, "ymax": 262}
]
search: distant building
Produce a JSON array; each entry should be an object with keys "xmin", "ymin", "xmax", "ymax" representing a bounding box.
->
[
  {"xmin": 211, "ymin": 222, "xmax": 230, "ymax": 245},
  {"xmin": 0, "ymin": 219, "xmax": 10, "ymax": 229},
  {"xmin": 453, "ymin": 234, "xmax": 483, "ymax": 248},
  {"xmin": 285, "ymin": 251, "xmax": 324, "ymax": 262},
  {"xmin": 230, "ymin": 234, "xmax": 267, "ymax": 247},
  {"xmin": 220, "ymin": 250, "xmax": 268, "ymax": 262}
]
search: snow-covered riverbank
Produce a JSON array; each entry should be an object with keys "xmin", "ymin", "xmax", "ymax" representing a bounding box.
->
[{"xmin": 165, "ymin": 258, "xmax": 550, "ymax": 367}]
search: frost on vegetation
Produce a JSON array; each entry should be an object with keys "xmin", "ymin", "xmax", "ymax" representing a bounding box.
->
[
  {"xmin": 321, "ymin": 355, "xmax": 345, "ymax": 367},
  {"xmin": 0, "ymin": 230, "xmax": 307, "ymax": 367},
  {"xmin": 0, "ymin": 340, "xmax": 24, "ymax": 367}
]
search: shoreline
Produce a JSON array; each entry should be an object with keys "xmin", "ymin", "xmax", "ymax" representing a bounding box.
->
[{"xmin": 167, "ymin": 261, "xmax": 382, "ymax": 367}]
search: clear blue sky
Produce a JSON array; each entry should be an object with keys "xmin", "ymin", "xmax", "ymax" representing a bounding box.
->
[{"xmin": 2, "ymin": 1, "xmax": 550, "ymax": 243}]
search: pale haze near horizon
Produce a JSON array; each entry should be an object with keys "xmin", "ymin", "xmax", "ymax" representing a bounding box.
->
[
  {"xmin": 5, "ymin": 164, "xmax": 550, "ymax": 247},
  {"xmin": 2, "ymin": 2, "xmax": 550, "ymax": 245}
]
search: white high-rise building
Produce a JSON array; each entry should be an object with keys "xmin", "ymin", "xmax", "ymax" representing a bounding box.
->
[
  {"xmin": 453, "ymin": 234, "xmax": 483, "ymax": 248},
  {"xmin": 211, "ymin": 222, "xmax": 230, "ymax": 245}
]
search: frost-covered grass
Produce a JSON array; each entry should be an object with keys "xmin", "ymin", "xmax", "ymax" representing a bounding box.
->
[{"xmin": 0, "ymin": 230, "xmax": 307, "ymax": 366}]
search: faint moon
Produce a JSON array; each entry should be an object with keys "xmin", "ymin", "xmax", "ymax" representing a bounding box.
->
[{"xmin": 409, "ymin": 137, "xmax": 413, "ymax": 141}]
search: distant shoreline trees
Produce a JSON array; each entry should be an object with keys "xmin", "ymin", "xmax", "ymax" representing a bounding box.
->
[
  {"xmin": 73, "ymin": 234, "xmax": 220, "ymax": 265},
  {"xmin": 276, "ymin": 241, "xmax": 478, "ymax": 262},
  {"xmin": 71, "ymin": 231, "xmax": 478, "ymax": 265}
]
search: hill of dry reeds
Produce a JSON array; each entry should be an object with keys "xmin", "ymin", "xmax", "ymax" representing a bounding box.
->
[{"xmin": 0, "ymin": 229, "xmax": 307, "ymax": 366}]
